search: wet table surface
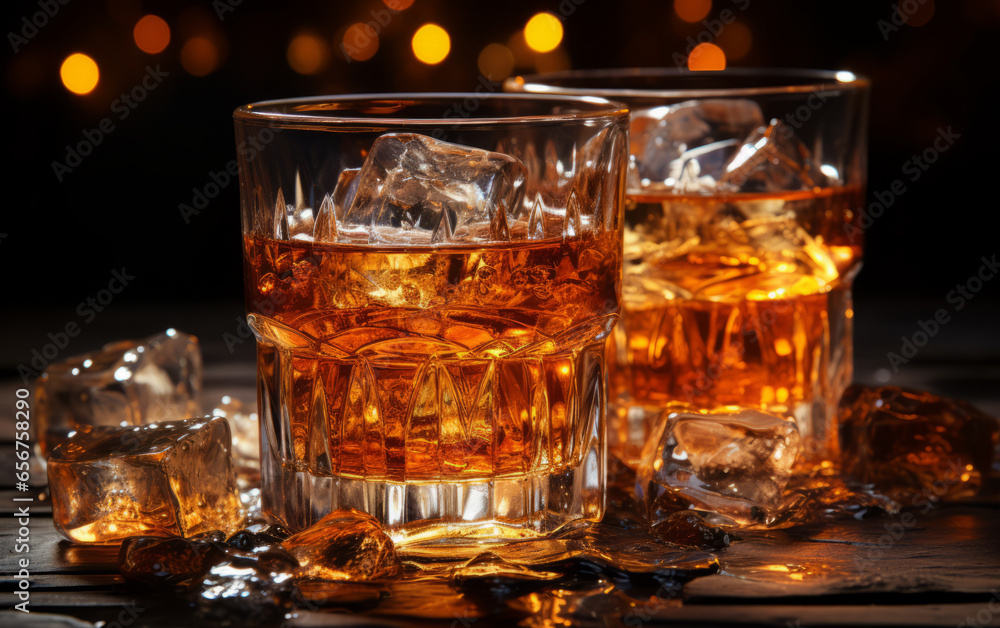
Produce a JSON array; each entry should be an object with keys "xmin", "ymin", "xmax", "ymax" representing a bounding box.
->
[
  {"xmin": 1, "ymin": 302, "xmax": 999, "ymax": 627},
  {"xmin": 2, "ymin": 489, "xmax": 999, "ymax": 627}
]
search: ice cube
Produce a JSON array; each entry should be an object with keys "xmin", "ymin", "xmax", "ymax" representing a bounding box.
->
[
  {"xmin": 47, "ymin": 417, "xmax": 243, "ymax": 543},
  {"xmin": 35, "ymin": 329, "xmax": 203, "ymax": 457},
  {"xmin": 342, "ymin": 133, "xmax": 526, "ymax": 245},
  {"xmin": 696, "ymin": 200, "xmax": 840, "ymax": 288},
  {"xmin": 119, "ymin": 534, "xmax": 230, "ymax": 587},
  {"xmin": 629, "ymin": 100, "xmax": 764, "ymax": 190},
  {"xmin": 194, "ymin": 557, "xmax": 294, "ymax": 621},
  {"xmin": 120, "ymin": 533, "xmax": 297, "ymax": 620},
  {"xmin": 209, "ymin": 395, "xmax": 259, "ymax": 475},
  {"xmin": 669, "ymin": 139, "xmax": 740, "ymax": 193},
  {"xmin": 226, "ymin": 522, "xmax": 292, "ymax": 553},
  {"xmin": 719, "ymin": 120, "xmax": 830, "ymax": 193},
  {"xmin": 839, "ymin": 385, "xmax": 998, "ymax": 504},
  {"xmin": 636, "ymin": 408, "xmax": 801, "ymax": 528},
  {"xmin": 281, "ymin": 508, "xmax": 402, "ymax": 581},
  {"xmin": 651, "ymin": 510, "xmax": 732, "ymax": 550}
]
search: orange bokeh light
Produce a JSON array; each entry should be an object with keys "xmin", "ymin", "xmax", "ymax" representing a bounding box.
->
[
  {"xmin": 181, "ymin": 36, "xmax": 219, "ymax": 76},
  {"xmin": 688, "ymin": 42, "xmax": 726, "ymax": 71},
  {"xmin": 133, "ymin": 14, "xmax": 170, "ymax": 54},
  {"xmin": 523, "ymin": 13, "xmax": 563, "ymax": 53},
  {"xmin": 343, "ymin": 23, "xmax": 379, "ymax": 61},
  {"xmin": 411, "ymin": 23, "xmax": 450, "ymax": 64},
  {"xmin": 287, "ymin": 33, "xmax": 329, "ymax": 74},
  {"xmin": 60, "ymin": 53, "xmax": 99, "ymax": 95},
  {"xmin": 675, "ymin": 0, "xmax": 712, "ymax": 23},
  {"xmin": 382, "ymin": 0, "xmax": 414, "ymax": 10}
]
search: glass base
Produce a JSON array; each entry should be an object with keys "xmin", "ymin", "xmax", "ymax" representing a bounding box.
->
[
  {"xmin": 254, "ymin": 336, "xmax": 610, "ymax": 544},
  {"xmin": 260, "ymin": 446, "xmax": 606, "ymax": 544}
]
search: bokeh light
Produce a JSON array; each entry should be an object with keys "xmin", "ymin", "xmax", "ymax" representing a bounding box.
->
[
  {"xmin": 716, "ymin": 21, "xmax": 752, "ymax": 60},
  {"xmin": 181, "ymin": 37, "xmax": 219, "ymax": 76},
  {"xmin": 412, "ymin": 23, "xmax": 450, "ymax": 64},
  {"xmin": 60, "ymin": 53, "xmax": 99, "ymax": 95},
  {"xmin": 287, "ymin": 32, "xmax": 329, "ymax": 74},
  {"xmin": 342, "ymin": 23, "xmax": 379, "ymax": 62},
  {"xmin": 524, "ymin": 13, "xmax": 563, "ymax": 53},
  {"xmin": 674, "ymin": 0, "xmax": 712, "ymax": 23},
  {"xmin": 478, "ymin": 43, "xmax": 515, "ymax": 80},
  {"xmin": 687, "ymin": 42, "xmax": 726, "ymax": 70},
  {"xmin": 133, "ymin": 15, "xmax": 170, "ymax": 54},
  {"xmin": 382, "ymin": 0, "xmax": 414, "ymax": 10}
]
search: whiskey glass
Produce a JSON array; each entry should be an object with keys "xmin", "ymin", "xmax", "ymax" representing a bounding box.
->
[
  {"xmin": 234, "ymin": 94, "xmax": 629, "ymax": 543},
  {"xmin": 507, "ymin": 69, "xmax": 869, "ymax": 467}
]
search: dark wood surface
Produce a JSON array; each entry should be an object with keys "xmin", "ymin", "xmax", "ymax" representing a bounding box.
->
[{"xmin": 3, "ymin": 492, "xmax": 999, "ymax": 626}]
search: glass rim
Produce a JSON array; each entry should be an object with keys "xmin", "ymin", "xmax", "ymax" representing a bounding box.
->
[
  {"xmin": 505, "ymin": 67, "xmax": 870, "ymax": 99},
  {"xmin": 233, "ymin": 92, "xmax": 630, "ymax": 127}
]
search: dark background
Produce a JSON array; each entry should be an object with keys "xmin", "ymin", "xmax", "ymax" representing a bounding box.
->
[{"xmin": 3, "ymin": 0, "xmax": 998, "ymax": 406}]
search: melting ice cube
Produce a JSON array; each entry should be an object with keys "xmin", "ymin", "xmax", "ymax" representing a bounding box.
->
[
  {"xmin": 719, "ymin": 119, "xmax": 831, "ymax": 193},
  {"xmin": 341, "ymin": 133, "xmax": 526, "ymax": 245},
  {"xmin": 636, "ymin": 407, "xmax": 801, "ymax": 527},
  {"xmin": 629, "ymin": 99, "xmax": 765, "ymax": 191},
  {"xmin": 35, "ymin": 329, "xmax": 202, "ymax": 457},
  {"xmin": 47, "ymin": 417, "xmax": 243, "ymax": 543},
  {"xmin": 281, "ymin": 508, "xmax": 402, "ymax": 581},
  {"xmin": 839, "ymin": 385, "xmax": 998, "ymax": 504}
]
